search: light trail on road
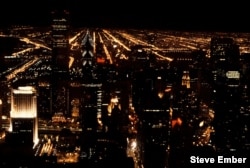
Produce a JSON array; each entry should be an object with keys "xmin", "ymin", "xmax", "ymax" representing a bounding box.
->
[
  {"xmin": 118, "ymin": 31, "xmax": 152, "ymax": 46},
  {"xmin": 117, "ymin": 31, "xmax": 173, "ymax": 61},
  {"xmin": 98, "ymin": 32, "xmax": 113, "ymax": 64},
  {"xmin": 8, "ymin": 37, "xmax": 51, "ymax": 57},
  {"xmin": 103, "ymin": 29, "xmax": 131, "ymax": 51},
  {"xmin": 5, "ymin": 56, "xmax": 40, "ymax": 82},
  {"xmin": 93, "ymin": 31, "xmax": 96, "ymax": 54},
  {"xmin": 20, "ymin": 37, "xmax": 51, "ymax": 50},
  {"xmin": 69, "ymin": 56, "xmax": 74, "ymax": 69},
  {"xmin": 69, "ymin": 30, "xmax": 84, "ymax": 44}
]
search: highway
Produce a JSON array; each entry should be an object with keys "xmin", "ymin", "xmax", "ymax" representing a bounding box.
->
[{"xmin": 5, "ymin": 56, "xmax": 40, "ymax": 82}]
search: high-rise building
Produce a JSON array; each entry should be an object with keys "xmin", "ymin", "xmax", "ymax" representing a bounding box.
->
[
  {"xmin": 239, "ymin": 53, "xmax": 250, "ymax": 153},
  {"xmin": 81, "ymin": 30, "xmax": 96, "ymax": 83},
  {"xmin": 82, "ymin": 30, "xmax": 95, "ymax": 67},
  {"xmin": 132, "ymin": 68, "xmax": 171, "ymax": 168},
  {"xmin": 81, "ymin": 83, "xmax": 102, "ymax": 132},
  {"xmin": 9, "ymin": 86, "xmax": 38, "ymax": 146},
  {"xmin": 51, "ymin": 9, "xmax": 70, "ymax": 73},
  {"xmin": 240, "ymin": 85, "xmax": 250, "ymax": 153},
  {"xmin": 210, "ymin": 37, "xmax": 242, "ymax": 154},
  {"xmin": 79, "ymin": 31, "xmax": 100, "ymax": 132},
  {"xmin": 0, "ymin": 99, "xmax": 2, "ymax": 130},
  {"xmin": 181, "ymin": 70, "xmax": 191, "ymax": 89},
  {"xmin": 210, "ymin": 37, "xmax": 240, "ymax": 69},
  {"xmin": 50, "ymin": 9, "xmax": 70, "ymax": 116}
]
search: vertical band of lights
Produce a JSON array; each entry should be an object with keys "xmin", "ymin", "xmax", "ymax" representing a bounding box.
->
[
  {"xmin": 10, "ymin": 86, "xmax": 38, "ymax": 145},
  {"xmin": 97, "ymin": 89, "xmax": 102, "ymax": 126}
]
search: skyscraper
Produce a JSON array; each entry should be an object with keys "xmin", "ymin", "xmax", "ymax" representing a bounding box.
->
[
  {"xmin": 51, "ymin": 9, "xmax": 70, "ymax": 73},
  {"xmin": 0, "ymin": 99, "xmax": 2, "ymax": 130},
  {"xmin": 9, "ymin": 86, "xmax": 38, "ymax": 146},
  {"xmin": 50, "ymin": 9, "xmax": 70, "ymax": 116},
  {"xmin": 210, "ymin": 37, "xmax": 242, "ymax": 154},
  {"xmin": 132, "ymin": 68, "xmax": 171, "ymax": 168}
]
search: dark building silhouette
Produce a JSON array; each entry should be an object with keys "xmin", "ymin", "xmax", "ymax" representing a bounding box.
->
[
  {"xmin": 51, "ymin": 9, "xmax": 70, "ymax": 73},
  {"xmin": 50, "ymin": 9, "xmax": 70, "ymax": 116},
  {"xmin": 132, "ymin": 68, "xmax": 171, "ymax": 168},
  {"xmin": 80, "ymin": 31, "xmax": 101, "ymax": 133},
  {"xmin": 0, "ymin": 99, "xmax": 2, "ymax": 130},
  {"xmin": 210, "ymin": 37, "xmax": 244, "ymax": 154}
]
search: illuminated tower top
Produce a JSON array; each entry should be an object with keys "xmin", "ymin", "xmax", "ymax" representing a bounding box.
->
[
  {"xmin": 82, "ymin": 30, "xmax": 95, "ymax": 67},
  {"xmin": 10, "ymin": 86, "xmax": 37, "ymax": 118},
  {"xmin": 10, "ymin": 86, "xmax": 39, "ymax": 145},
  {"xmin": 181, "ymin": 71, "xmax": 190, "ymax": 89}
]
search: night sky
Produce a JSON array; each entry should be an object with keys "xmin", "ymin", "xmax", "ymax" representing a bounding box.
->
[{"xmin": 0, "ymin": 0, "xmax": 249, "ymax": 32}]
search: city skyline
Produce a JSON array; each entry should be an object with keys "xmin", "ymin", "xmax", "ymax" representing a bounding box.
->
[{"xmin": 0, "ymin": 4, "xmax": 249, "ymax": 168}]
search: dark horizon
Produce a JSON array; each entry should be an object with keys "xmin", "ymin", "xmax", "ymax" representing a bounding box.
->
[{"xmin": 0, "ymin": 0, "xmax": 250, "ymax": 32}]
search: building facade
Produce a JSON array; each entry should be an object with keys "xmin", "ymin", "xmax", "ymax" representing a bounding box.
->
[
  {"xmin": 210, "ymin": 37, "xmax": 242, "ymax": 154},
  {"xmin": 10, "ymin": 86, "xmax": 38, "ymax": 145},
  {"xmin": 50, "ymin": 9, "xmax": 70, "ymax": 116}
]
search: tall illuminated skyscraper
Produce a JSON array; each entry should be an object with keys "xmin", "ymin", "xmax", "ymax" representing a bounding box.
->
[
  {"xmin": 50, "ymin": 9, "xmax": 70, "ymax": 115},
  {"xmin": 9, "ymin": 86, "xmax": 38, "ymax": 145}
]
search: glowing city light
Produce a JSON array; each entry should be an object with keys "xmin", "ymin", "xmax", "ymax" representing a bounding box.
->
[
  {"xmin": 131, "ymin": 141, "xmax": 137, "ymax": 150},
  {"xmin": 10, "ymin": 86, "xmax": 38, "ymax": 145},
  {"xmin": 199, "ymin": 121, "xmax": 204, "ymax": 127},
  {"xmin": 111, "ymin": 97, "xmax": 119, "ymax": 103},
  {"xmin": 158, "ymin": 92, "xmax": 164, "ymax": 99},
  {"xmin": 11, "ymin": 86, "xmax": 37, "ymax": 118}
]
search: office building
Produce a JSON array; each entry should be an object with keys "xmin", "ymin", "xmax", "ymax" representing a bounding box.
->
[
  {"xmin": 0, "ymin": 99, "xmax": 2, "ymax": 130},
  {"xmin": 9, "ymin": 86, "xmax": 38, "ymax": 146},
  {"xmin": 132, "ymin": 68, "xmax": 171, "ymax": 168},
  {"xmin": 50, "ymin": 9, "xmax": 70, "ymax": 116},
  {"xmin": 51, "ymin": 9, "xmax": 70, "ymax": 73},
  {"xmin": 210, "ymin": 37, "xmax": 242, "ymax": 153}
]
